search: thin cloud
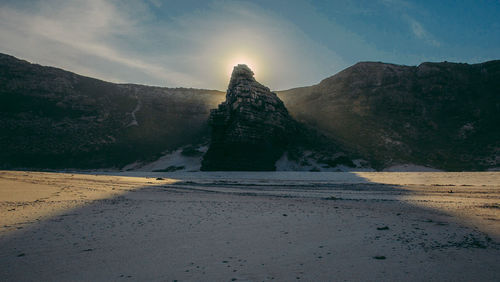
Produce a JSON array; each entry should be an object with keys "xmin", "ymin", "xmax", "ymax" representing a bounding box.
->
[
  {"xmin": 0, "ymin": 0, "xmax": 450, "ymax": 90},
  {"xmin": 148, "ymin": 0, "xmax": 162, "ymax": 8},
  {"xmin": 405, "ymin": 16, "xmax": 441, "ymax": 47},
  {"xmin": 0, "ymin": 0, "xmax": 195, "ymax": 86},
  {"xmin": 162, "ymin": 1, "xmax": 347, "ymax": 90},
  {"xmin": 0, "ymin": 0, "xmax": 352, "ymax": 89},
  {"xmin": 379, "ymin": 0, "xmax": 440, "ymax": 47}
]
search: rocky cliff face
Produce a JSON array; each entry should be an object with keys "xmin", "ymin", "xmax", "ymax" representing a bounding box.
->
[
  {"xmin": 201, "ymin": 65, "xmax": 297, "ymax": 170},
  {"xmin": 278, "ymin": 61, "xmax": 500, "ymax": 170},
  {"xmin": 0, "ymin": 53, "xmax": 224, "ymax": 169}
]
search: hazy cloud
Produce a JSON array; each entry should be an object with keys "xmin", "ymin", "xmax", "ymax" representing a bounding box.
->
[
  {"xmin": 379, "ymin": 0, "xmax": 440, "ymax": 47},
  {"xmin": 148, "ymin": 0, "xmax": 162, "ymax": 8},
  {"xmin": 161, "ymin": 1, "xmax": 348, "ymax": 89},
  {"xmin": 0, "ymin": 0, "xmax": 195, "ymax": 86},
  {"xmin": 0, "ymin": 0, "xmax": 351, "ymax": 90},
  {"xmin": 405, "ymin": 16, "xmax": 440, "ymax": 47},
  {"xmin": 0, "ymin": 0, "xmax": 494, "ymax": 90}
]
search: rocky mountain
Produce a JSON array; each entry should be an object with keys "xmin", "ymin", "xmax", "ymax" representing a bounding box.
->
[
  {"xmin": 201, "ymin": 64, "xmax": 360, "ymax": 171},
  {"xmin": 201, "ymin": 65, "xmax": 300, "ymax": 170},
  {"xmin": 1, "ymin": 52, "xmax": 498, "ymax": 171},
  {"xmin": 0, "ymin": 53, "xmax": 224, "ymax": 169},
  {"xmin": 278, "ymin": 61, "xmax": 500, "ymax": 171}
]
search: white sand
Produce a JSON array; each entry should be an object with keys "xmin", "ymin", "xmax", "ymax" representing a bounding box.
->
[{"xmin": 0, "ymin": 170, "xmax": 499, "ymax": 281}]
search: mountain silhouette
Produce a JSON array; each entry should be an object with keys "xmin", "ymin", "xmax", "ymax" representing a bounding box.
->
[{"xmin": 1, "ymin": 53, "xmax": 498, "ymax": 171}]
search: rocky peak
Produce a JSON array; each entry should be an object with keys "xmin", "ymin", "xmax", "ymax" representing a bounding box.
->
[
  {"xmin": 201, "ymin": 65, "xmax": 296, "ymax": 171},
  {"xmin": 228, "ymin": 64, "xmax": 255, "ymax": 87},
  {"xmin": 225, "ymin": 64, "xmax": 277, "ymax": 106}
]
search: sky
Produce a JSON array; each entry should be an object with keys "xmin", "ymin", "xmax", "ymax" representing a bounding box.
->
[{"xmin": 0, "ymin": 0, "xmax": 499, "ymax": 91}]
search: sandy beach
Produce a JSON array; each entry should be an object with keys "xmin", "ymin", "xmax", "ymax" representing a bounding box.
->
[{"xmin": 0, "ymin": 170, "xmax": 499, "ymax": 281}]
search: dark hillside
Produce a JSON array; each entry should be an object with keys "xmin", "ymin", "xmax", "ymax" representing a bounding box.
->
[
  {"xmin": 0, "ymin": 53, "xmax": 224, "ymax": 168},
  {"xmin": 278, "ymin": 61, "xmax": 500, "ymax": 170}
]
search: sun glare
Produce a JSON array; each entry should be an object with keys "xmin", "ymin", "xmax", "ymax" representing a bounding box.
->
[{"xmin": 226, "ymin": 54, "xmax": 259, "ymax": 79}]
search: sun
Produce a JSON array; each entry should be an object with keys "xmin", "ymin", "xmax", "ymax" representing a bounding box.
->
[
  {"xmin": 226, "ymin": 54, "xmax": 259, "ymax": 79},
  {"xmin": 216, "ymin": 51, "xmax": 267, "ymax": 90}
]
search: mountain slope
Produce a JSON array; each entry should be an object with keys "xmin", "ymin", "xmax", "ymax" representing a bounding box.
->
[
  {"xmin": 1, "ymin": 53, "xmax": 498, "ymax": 171},
  {"xmin": 278, "ymin": 61, "xmax": 500, "ymax": 170},
  {"xmin": 0, "ymin": 53, "xmax": 224, "ymax": 168}
]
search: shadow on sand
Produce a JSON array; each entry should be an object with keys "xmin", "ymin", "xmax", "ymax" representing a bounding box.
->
[{"xmin": 0, "ymin": 171, "xmax": 499, "ymax": 281}]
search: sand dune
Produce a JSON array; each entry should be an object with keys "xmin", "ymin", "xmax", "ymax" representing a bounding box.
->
[{"xmin": 0, "ymin": 170, "xmax": 499, "ymax": 281}]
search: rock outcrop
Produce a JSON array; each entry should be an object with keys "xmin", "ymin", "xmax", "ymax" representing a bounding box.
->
[{"xmin": 201, "ymin": 64, "xmax": 297, "ymax": 170}]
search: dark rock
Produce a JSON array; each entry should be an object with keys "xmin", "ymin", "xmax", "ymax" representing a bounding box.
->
[
  {"xmin": 2, "ymin": 51, "xmax": 498, "ymax": 171},
  {"xmin": 324, "ymin": 196, "xmax": 341, "ymax": 201},
  {"xmin": 201, "ymin": 64, "xmax": 299, "ymax": 171},
  {"xmin": 0, "ymin": 53, "xmax": 224, "ymax": 169},
  {"xmin": 152, "ymin": 165, "xmax": 185, "ymax": 172},
  {"xmin": 278, "ymin": 60, "xmax": 500, "ymax": 171},
  {"xmin": 320, "ymin": 155, "xmax": 356, "ymax": 168}
]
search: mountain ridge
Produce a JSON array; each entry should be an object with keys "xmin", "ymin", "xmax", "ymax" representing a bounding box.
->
[
  {"xmin": 277, "ymin": 59, "xmax": 500, "ymax": 170},
  {"xmin": 0, "ymin": 52, "xmax": 225, "ymax": 169},
  {"xmin": 1, "ymin": 52, "xmax": 498, "ymax": 171}
]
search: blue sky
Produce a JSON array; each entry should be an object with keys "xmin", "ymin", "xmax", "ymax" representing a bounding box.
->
[{"xmin": 0, "ymin": 0, "xmax": 498, "ymax": 90}]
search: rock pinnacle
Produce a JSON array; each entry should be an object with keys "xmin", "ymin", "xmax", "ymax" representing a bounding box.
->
[{"xmin": 201, "ymin": 65, "xmax": 296, "ymax": 171}]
